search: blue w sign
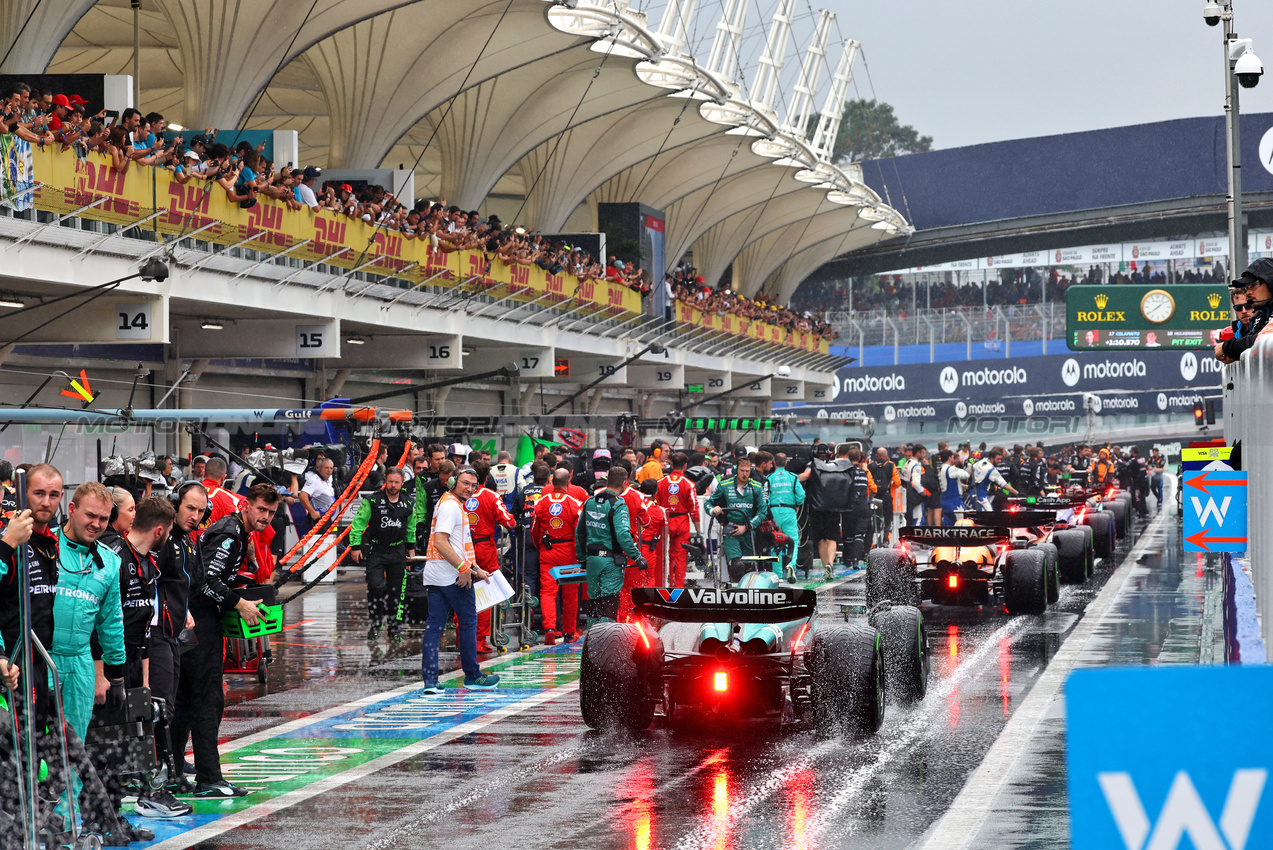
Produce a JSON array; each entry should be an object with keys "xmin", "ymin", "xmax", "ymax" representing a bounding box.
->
[
  {"xmin": 1183, "ymin": 471, "xmax": 1248, "ymax": 553},
  {"xmin": 1068, "ymin": 666, "xmax": 1273, "ymax": 849}
]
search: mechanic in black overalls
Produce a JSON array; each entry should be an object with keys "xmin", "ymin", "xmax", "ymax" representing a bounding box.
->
[
  {"xmin": 349, "ymin": 466, "xmax": 415, "ymax": 642},
  {"xmin": 992, "ymin": 451, "xmax": 1018, "ymax": 510}
]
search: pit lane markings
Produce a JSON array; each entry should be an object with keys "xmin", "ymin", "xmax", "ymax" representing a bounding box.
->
[
  {"xmin": 915, "ymin": 506, "xmax": 1171, "ymax": 850},
  {"xmin": 146, "ymin": 682, "xmax": 581, "ymax": 850}
]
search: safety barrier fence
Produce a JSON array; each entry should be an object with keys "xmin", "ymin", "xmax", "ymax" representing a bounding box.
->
[
  {"xmin": 1221, "ymin": 332, "xmax": 1273, "ymax": 653},
  {"xmin": 821, "ymin": 304, "xmax": 1065, "ymax": 350},
  {"xmin": 4, "ymin": 143, "xmax": 827, "ymax": 355}
]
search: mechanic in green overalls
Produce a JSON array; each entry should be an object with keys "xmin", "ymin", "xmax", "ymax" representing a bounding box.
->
[
  {"xmin": 765, "ymin": 453, "xmax": 805, "ymax": 580},
  {"xmin": 709, "ymin": 457, "xmax": 768, "ymax": 567},
  {"xmin": 50, "ymin": 481, "xmax": 127, "ymax": 741},
  {"xmin": 575, "ymin": 466, "xmax": 644, "ymax": 623}
]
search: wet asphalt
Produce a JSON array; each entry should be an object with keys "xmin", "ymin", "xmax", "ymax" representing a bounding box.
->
[{"xmin": 186, "ymin": 496, "xmax": 1201, "ymax": 850}]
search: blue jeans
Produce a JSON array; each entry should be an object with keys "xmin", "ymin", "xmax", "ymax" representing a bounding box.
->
[{"xmin": 421, "ymin": 582, "xmax": 481, "ymax": 684}]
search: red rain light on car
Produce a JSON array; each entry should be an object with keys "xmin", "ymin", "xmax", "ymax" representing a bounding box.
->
[
  {"xmin": 713, "ymin": 671, "xmax": 728, "ymax": 692},
  {"xmin": 947, "ymin": 574, "xmax": 959, "ymax": 589}
]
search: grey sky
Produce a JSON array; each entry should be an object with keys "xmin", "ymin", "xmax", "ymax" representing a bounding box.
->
[
  {"xmin": 690, "ymin": 0, "xmax": 1273, "ymax": 151},
  {"xmin": 831, "ymin": 1, "xmax": 1273, "ymax": 149}
]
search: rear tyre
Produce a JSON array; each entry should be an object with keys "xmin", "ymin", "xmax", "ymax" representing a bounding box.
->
[
  {"xmin": 807, "ymin": 624, "xmax": 885, "ymax": 737},
  {"xmin": 866, "ymin": 548, "xmax": 916, "ymax": 607},
  {"xmin": 1082, "ymin": 512, "xmax": 1114, "ymax": 559},
  {"xmin": 580, "ymin": 623, "xmax": 658, "ymax": 732},
  {"xmin": 1035, "ymin": 541, "xmax": 1060, "ymax": 604},
  {"xmin": 1075, "ymin": 524, "xmax": 1095, "ymax": 577},
  {"xmin": 1107, "ymin": 499, "xmax": 1128, "ymax": 540},
  {"xmin": 1002, "ymin": 549, "xmax": 1047, "ymax": 615},
  {"xmin": 1054, "ymin": 529, "xmax": 1088, "ymax": 584},
  {"xmin": 874, "ymin": 605, "xmax": 929, "ymax": 705}
]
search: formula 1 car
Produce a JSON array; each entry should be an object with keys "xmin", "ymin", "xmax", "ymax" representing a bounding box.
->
[
  {"xmin": 578, "ymin": 569, "xmax": 929, "ymax": 735},
  {"xmin": 867, "ymin": 515, "xmax": 1064, "ymax": 615}
]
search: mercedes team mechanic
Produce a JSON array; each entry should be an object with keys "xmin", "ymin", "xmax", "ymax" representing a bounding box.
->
[
  {"xmin": 655, "ymin": 452, "xmax": 700, "ymax": 588},
  {"xmin": 349, "ymin": 466, "xmax": 414, "ymax": 642},
  {"xmin": 971, "ymin": 447, "xmax": 1018, "ymax": 511},
  {"xmin": 0, "ymin": 467, "xmax": 133, "ymax": 847},
  {"xmin": 576, "ymin": 466, "xmax": 645, "ymax": 624},
  {"xmin": 172, "ymin": 483, "xmax": 279, "ymax": 799},
  {"xmin": 534, "ymin": 469, "xmax": 583, "ymax": 644},
  {"xmin": 95, "ymin": 497, "xmax": 186, "ymax": 820}
]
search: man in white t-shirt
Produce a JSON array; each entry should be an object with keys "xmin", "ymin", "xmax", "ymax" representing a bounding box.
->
[
  {"xmin": 294, "ymin": 166, "xmax": 320, "ymax": 210},
  {"xmin": 299, "ymin": 458, "xmax": 336, "ymax": 533},
  {"xmin": 419, "ymin": 467, "xmax": 500, "ymax": 692}
]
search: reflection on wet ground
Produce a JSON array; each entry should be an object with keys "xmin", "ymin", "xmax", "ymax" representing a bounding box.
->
[{"xmin": 170, "ymin": 505, "xmax": 1207, "ymax": 850}]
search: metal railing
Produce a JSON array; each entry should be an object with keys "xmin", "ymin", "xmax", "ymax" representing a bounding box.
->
[
  {"xmin": 1222, "ymin": 333, "xmax": 1273, "ymax": 652},
  {"xmin": 820, "ymin": 303, "xmax": 1065, "ymax": 348}
]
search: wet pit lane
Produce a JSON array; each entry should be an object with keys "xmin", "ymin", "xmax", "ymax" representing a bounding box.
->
[{"xmin": 147, "ymin": 504, "xmax": 1200, "ymax": 850}]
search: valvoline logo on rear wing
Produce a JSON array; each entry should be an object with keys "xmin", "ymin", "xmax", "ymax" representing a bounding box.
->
[
  {"xmin": 899, "ymin": 525, "xmax": 1007, "ymax": 545},
  {"xmin": 631, "ymin": 586, "xmax": 817, "ymax": 624}
]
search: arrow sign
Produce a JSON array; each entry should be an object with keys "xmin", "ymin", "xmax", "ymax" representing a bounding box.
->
[
  {"xmin": 1185, "ymin": 472, "xmax": 1249, "ymax": 496},
  {"xmin": 1183, "ymin": 470, "xmax": 1247, "ymax": 553},
  {"xmin": 59, "ymin": 369, "xmax": 94, "ymax": 404},
  {"xmin": 1184, "ymin": 528, "xmax": 1248, "ymax": 552}
]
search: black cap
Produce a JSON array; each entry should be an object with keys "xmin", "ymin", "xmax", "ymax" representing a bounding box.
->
[
  {"xmin": 1246, "ymin": 257, "xmax": 1273, "ymax": 285},
  {"xmin": 1231, "ymin": 271, "xmax": 1257, "ymax": 289}
]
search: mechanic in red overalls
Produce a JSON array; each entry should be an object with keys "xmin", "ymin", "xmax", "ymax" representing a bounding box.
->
[
  {"xmin": 638, "ymin": 479, "xmax": 667, "ymax": 586},
  {"xmin": 655, "ymin": 451, "xmax": 699, "ymax": 588},
  {"xmin": 532, "ymin": 469, "xmax": 583, "ymax": 645},
  {"xmin": 614, "ymin": 461, "xmax": 651, "ymax": 623},
  {"xmin": 465, "ymin": 480, "xmax": 517, "ymax": 652}
]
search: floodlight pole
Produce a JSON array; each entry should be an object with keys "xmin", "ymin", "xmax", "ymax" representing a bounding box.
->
[{"xmin": 1223, "ymin": 3, "xmax": 1247, "ymax": 274}]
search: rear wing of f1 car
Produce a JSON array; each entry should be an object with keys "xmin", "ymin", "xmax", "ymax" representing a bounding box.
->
[
  {"xmin": 631, "ymin": 586, "xmax": 817, "ymax": 624},
  {"xmin": 899, "ymin": 525, "xmax": 1010, "ymax": 545},
  {"xmin": 958, "ymin": 510, "xmax": 1060, "ymax": 527},
  {"xmin": 1011, "ymin": 495, "xmax": 1086, "ymax": 509}
]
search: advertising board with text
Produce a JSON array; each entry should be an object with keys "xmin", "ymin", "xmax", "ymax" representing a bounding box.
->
[{"xmin": 1066, "ymin": 285, "xmax": 1231, "ymax": 350}]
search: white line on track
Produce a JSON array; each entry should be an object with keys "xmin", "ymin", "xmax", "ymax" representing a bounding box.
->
[
  {"xmin": 152, "ymin": 682, "xmax": 581, "ymax": 850},
  {"xmin": 912, "ymin": 506, "xmax": 1171, "ymax": 850}
]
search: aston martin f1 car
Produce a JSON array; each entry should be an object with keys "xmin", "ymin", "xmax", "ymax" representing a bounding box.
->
[{"xmin": 578, "ymin": 570, "xmax": 929, "ymax": 735}]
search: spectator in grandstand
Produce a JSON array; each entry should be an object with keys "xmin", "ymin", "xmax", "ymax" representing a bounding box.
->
[{"xmin": 295, "ymin": 166, "xmax": 321, "ymax": 210}]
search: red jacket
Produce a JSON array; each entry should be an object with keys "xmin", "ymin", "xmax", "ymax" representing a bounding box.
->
[
  {"xmin": 464, "ymin": 487, "xmax": 516, "ymax": 544},
  {"xmin": 639, "ymin": 498, "xmax": 666, "ymax": 543},
  {"xmin": 532, "ymin": 491, "xmax": 582, "ymax": 563},
  {"xmin": 545, "ymin": 481, "xmax": 589, "ymax": 503},
  {"xmin": 656, "ymin": 471, "xmax": 699, "ymax": 519},
  {"xmin": 620, "ymin": 484, "xmax": 649, "ymax": 541}
]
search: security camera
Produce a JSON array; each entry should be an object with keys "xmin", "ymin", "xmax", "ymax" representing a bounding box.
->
[
  {"xmin": 1236, "ymin": 50, "xmax": 1264, "ymax": 88},
  {"xmin": 776, "ymin": 365, "xmax": 791, "ymax": 378},
  {"xmin": 1203, "ymin": 2, "xmax": 1223, "ymax": 26},
  {"xmin": 138, "ymin": 257, "xmax": 169, "ymax": 282}
]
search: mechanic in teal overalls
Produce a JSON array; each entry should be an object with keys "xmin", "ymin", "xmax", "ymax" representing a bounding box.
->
[
  {"xmin": 709, "ymin": 458, "xmax": 768, "ymax": 566},
  {"xmin": 765, "ymin": 453, "xmax": 804, "ymax": 580},
  {"xmin": 50, "ymin": 482, "xmax": 127, "ymax": 740}
]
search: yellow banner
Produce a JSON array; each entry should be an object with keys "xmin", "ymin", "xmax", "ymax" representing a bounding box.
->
[
  {"xmin": 31, "ymin": 149, "xmax": 642, "ymax": 315},
  {"xmin": 674, "ymin": 302, "xmax": 829, "ymax": 354},
  {"xmin": 1182, "ymin": 447, "xmax": 1232, "ymax": 462}
]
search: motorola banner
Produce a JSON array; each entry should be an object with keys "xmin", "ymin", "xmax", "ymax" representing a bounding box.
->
[
  {"xmin": 815, "ymin": 390, "xmax": 1220, "ymax": 425},
  {"xmin": 807, "ymin": 350, "xmax": 1223, "ymax": 409}
]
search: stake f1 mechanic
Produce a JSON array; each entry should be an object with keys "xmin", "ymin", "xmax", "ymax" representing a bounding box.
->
[
  {"xmin": 656, "ymin": 452, "xmax": 700, "ymax": 588},
  {"xmin": 348, "ymin": 467, "xmax": 415, "ymax": 642},
  {"xmin": 532, "ymin": 470, "xmax": 583, "ymax": 645},
  {"xmin": 172, "ymin": 483, "xmax": 278, "ymax": 799},
  {"xmin": 765, "ymin": 453, "xmax": 805, "ymax": 579},
  {"xmin": 576, "ymin": 467, "xmax": 645, "ymax": 623}
]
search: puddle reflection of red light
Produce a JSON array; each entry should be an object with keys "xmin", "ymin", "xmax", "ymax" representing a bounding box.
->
[
  {"xmin": 786, "ymin": 768, "xmax": 814, "ymax": 850},
  {"xmin": 999, "ymin": 635, "xmax": 1012, "ymax": 715},
  {"xmin": 946, "ymin": 625, "xmax": 961, "ymax": 727},
  {"xmin": 711, "ymin": 768, "xmax": 730, "ymax": 850},
  {"xmin": 625, "ymin": 764, "xmax": 655, "ymax": 850}
]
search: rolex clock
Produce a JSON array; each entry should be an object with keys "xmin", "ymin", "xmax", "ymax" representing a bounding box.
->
[{"xmin": 1139, "ymin": 289, "xmax": 1175, "ymax": 324}]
